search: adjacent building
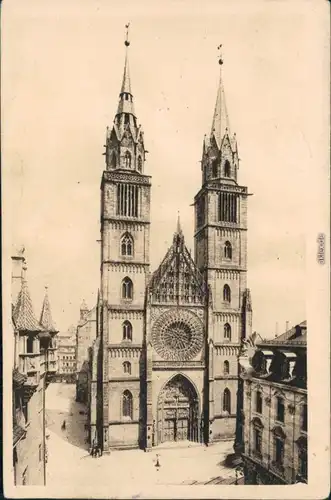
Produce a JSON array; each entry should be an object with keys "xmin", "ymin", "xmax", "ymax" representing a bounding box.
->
[
  {"xmin": 57, "ymin": 330, "xmax": 76, "ymax": 381},
  {"xmin": 76, "ymin": 301, "xmax": 97, "ymax": 403},
  {"xmin": 89, "ymin": 35, "xmax": 252, "ymax": 452},
  {"xmin": 238, "ymin": 322, "xmax": 307, "ymax": 484},
  {"xmin": 12, "ymin": 248, "xmax": 58, "ymax": 485}
]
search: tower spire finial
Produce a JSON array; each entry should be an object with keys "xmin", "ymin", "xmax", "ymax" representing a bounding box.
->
[
  {"xmin": 177, "ymin": 211, "xmax": 182, "ymax": 234},
  {"xmin": 125, "ymin": 23, "xmax": 130, "ymax": 47},
  {"xmin": 217, "ymin": 43, "xmax": 223, "ymax": 66},
  {"xmin": 209, "ymin": 43, "xmax": 230, "ymax": 147}
]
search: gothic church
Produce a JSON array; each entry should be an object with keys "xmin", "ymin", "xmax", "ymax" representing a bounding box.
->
[{"xmin": 90, "ymin": 34, "xmax": 252, "ymax": 452}]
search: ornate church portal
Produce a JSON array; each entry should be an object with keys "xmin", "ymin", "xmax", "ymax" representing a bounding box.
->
[{"xmin": 156, "ymin": 375, "xmax": 201, "ymax": 444}]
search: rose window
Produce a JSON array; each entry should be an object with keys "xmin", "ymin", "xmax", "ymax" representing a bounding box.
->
[{"xmin": 152, "ymin": 309, "xmax": 204, "ymax": 361}]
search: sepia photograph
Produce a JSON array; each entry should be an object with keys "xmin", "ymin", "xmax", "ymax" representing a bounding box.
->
[{"xmin": 2, "ymin": 0, "xmax": 330, "ymax": 498}]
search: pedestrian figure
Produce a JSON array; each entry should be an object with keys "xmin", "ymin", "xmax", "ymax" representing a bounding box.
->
[
  {"xmin": 61, "ymin": 420, "xmax": 66, "ymax": 430},
  {"xmin": 155, "ymin": 454, "xmax": 161, "ymax": 470},
  {"xmin": 98, "ymin": 447, "xmax": 102, "ymax": 457}
]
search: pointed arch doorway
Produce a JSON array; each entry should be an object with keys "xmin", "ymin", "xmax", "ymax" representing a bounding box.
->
[{"xmin": 156, "ymin": 374, "xmax": 201, "ymax": 444}]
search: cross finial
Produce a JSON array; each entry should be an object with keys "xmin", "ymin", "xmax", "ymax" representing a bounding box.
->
[
  {"xmin": 125, "ymin": 23, "xmax": 130, "ymax": 47},
  {"xmin": 217, "ymin": 44, "xmax": 223, "ymax": 65}
]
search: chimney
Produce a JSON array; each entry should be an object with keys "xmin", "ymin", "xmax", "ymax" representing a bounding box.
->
[
  {"xmin": 286, "ymin": 321, "xmax": 290, "ymax": 332},
  {"xmin": 11, "ymin": 246, "xmax": 26, "ymax": 306}
]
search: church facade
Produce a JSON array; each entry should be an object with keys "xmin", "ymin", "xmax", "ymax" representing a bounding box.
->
[{"xmin": 89, "ymin": 35, "xmax": 252, "ymax": 452}]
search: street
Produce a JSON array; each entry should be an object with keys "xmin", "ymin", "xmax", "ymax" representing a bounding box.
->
[{"xmin": 45, "ymin": 383, "xmax": 240, "ymax": 492}]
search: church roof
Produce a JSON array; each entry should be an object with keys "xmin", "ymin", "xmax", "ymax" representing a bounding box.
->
[
  {"xmin": 40, "ymin": 288, "xmax": 58, "ymax": 334},
  {"xmin": 13, "ymin": 279, "xmax": 44, "ymax": 333},
  {"xmin": 149, "ymin": 222, "xmax": 205, "ymax": 304}
]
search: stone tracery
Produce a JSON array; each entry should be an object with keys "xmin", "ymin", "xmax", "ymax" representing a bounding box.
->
[{"xmin": 152, "ymin": 309, "xmax": 204, "ymax": 361}]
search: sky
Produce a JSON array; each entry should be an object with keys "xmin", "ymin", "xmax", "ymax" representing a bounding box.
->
[{"xmin": 3, "ymin": 0, "xmax": 329, "ymax": 338}]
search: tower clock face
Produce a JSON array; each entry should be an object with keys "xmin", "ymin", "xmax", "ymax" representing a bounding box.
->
[{"xmin": 152, "ymin": 309, "xmax": 204, "ymax": 361}]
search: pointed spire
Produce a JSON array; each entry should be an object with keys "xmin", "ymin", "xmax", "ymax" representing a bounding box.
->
[
  {"xmin": 176, "ymin": 211, "xmax": 182, "ymax": 234},
  {"xmin": 13, "ymin": 277, "xmax": 44, "ymax": 333},
  {"xmin": 116, "ymin": 23, "xmax": 136, "ymax": 117},
  {"xmin": 40, "ymin": 286, "xmax": 58, "ymax": 333},
  {"xmin": 210, "ymin": 44, "xmax": 231, "ymax": 149},
  {"xmin": 120, "ymin": 51, "xmax": 132, "ymax": 95}
]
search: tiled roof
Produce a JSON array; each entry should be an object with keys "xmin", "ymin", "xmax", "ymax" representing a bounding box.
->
[
  {"xmin": 40, "ymin": 290, "xmax": 58, "ymax": 333},
  {"xmin": 13, "ymin": 368, "xmax": 27, "ymax": 386},
  {"xmin": 13, "ymin": 280, "xmax": 44, "ymax": 333},
  {"xmin": 13, "ymin": 424, "xmax": 26, "ymax": 447}
]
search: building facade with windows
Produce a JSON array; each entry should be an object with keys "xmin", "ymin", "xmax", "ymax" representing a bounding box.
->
[
  {"xmin": 76, "ymin": 301, "xmax": 97, "ymax": 403},
  {"xmin": 238, "ymin": 322, "xmax": 307, "ymax": 484},
  {"xmin": 57, "ymin": 328, "xmax": 76, "ymax": 381},
  {"xmin": 90, "ymin": 35, "xmax": 252, "ymax": 452},
  {"xmin": 12, "ymin": 249, "xmax": 58, "ymax": 485}
]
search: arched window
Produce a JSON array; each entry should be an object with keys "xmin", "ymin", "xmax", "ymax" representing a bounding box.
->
[
  {"xmin": 223, "ymin": 285, "xmax": 231, "ymax": 303},
  {"xmin": 224, "ymin": 159, "xmax": 231, "ymax": 177},
  {"xmin": 123, "ymin": 362, "xmax": 131, "ymax": 374},
  {"xmin": 252, "ymin": 417, "xmax": 264, "ymax": 455},
  {"xmin": 223, "ymin": 388, "xmax": 231, "ymax": 413},
  {"xmin": 212, "ymin": 159, "xmax": 218, "ymax": 178},
  {"xmin": 137, "ymin": 156, "xmax": 142, "ymax": 172},
  {"xmin": 276, "ymin": 397, "xmax": 285, "ymax": 423},
  {"xmin": 122, "ymin": 277, "xmax": 133, "ymax": 300},
  {"xmin": 256, "ymin": 390, "xmax": 263, "ymax": 414},
  {"xmin": 111, "ymin": 152, "xmax": 117, "ymax": 168},
  {"xmin": 224, "ymin": 323, "xmax": 231, "ymax": 340},
  {"xmin": 224, "ymin": 241, "xmax": 232, "ymax": 259},
  {"xmin": 122, "ymin": 321, "xmax": 132, "ymax": 341},
  {"xmin": 121, "ymin": 233, "xmax": 134, "ymax": 256},
  {"xmin": 122, "ymin": 390, "xmax": 133, "ymax": 419},
  {"xmin": 124, "ymin": 151, "xmax": 131, "ymax": 169},
  {"xmin": 223, "ymin": 360, "xmax": 230, "ymax": 375}
]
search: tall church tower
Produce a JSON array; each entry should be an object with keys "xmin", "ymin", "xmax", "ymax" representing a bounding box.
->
[
  {"xmin": 98, "ymin": 27, "xmax": 151, "ymax": 452},
  {"xmin": 194, "ymin": 49, "xmax": 252, "ymax": 439}
]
